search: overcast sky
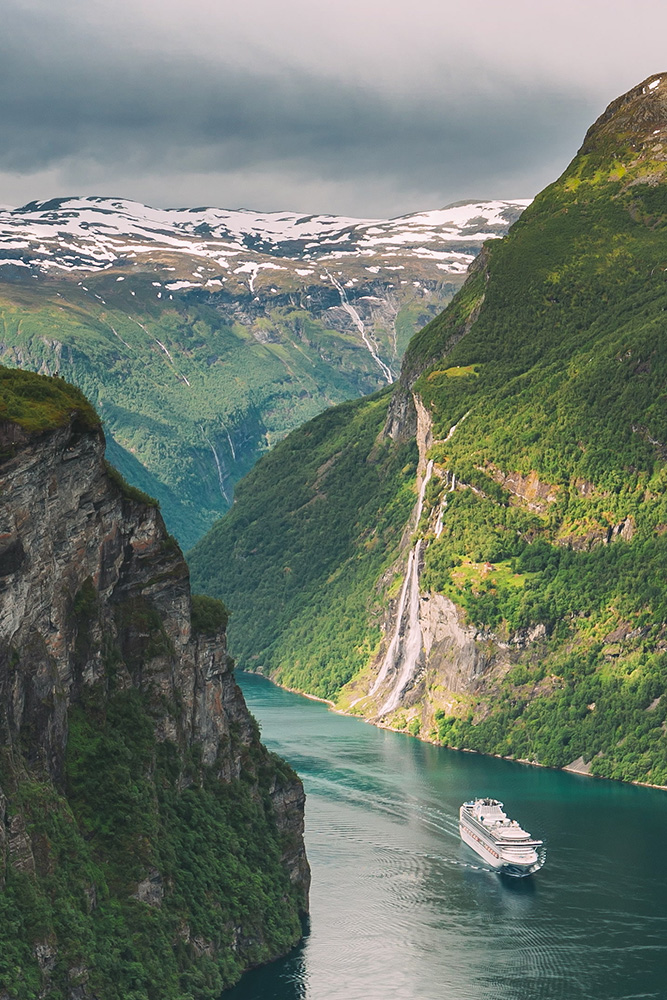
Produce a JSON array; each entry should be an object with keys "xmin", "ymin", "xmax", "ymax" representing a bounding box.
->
[{"xmin": 2, "ymin": 0, "xmax": 666, "ymax": 217}]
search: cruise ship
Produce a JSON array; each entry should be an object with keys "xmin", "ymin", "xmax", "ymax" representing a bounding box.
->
[{"xmin": 459, "ymin": 798, "xmax": 546, "ymax": 877}]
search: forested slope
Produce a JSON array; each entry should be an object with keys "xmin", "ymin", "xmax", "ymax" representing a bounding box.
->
[{"xmin": 190, "ymin": 74, "xmax": 667, "ymax": 786}]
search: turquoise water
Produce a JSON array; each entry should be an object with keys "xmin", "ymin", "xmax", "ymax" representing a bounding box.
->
[{"xmin": 228, "ymin": 672, "xmax": 667, "ymax": 1000}]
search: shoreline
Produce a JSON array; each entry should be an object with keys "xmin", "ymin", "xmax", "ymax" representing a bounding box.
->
[
  {"xmin": 239, "ymin": 668, "xmax": 667, "ymax": 793},
  {"xmin": 284, "ymin": 685, "xmax": 336, "ymax": 709}
]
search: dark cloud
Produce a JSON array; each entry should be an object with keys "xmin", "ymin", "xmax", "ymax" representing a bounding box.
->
[{"xmin": 0, "ymin": 1, "xmax": 643, "ymax": 213}]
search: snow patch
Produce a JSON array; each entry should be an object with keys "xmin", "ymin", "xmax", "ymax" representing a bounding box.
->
[{"xmin": 0, "ymin": 196, "xmax": 529, "ymax": 279}]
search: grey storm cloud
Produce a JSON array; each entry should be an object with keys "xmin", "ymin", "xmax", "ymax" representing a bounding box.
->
[
  {"xmin": 0, "ymin": 45, "xmax": 592, "ymax": 207},
  {"xmin": 1, "ymin": 0, "xmax": 666, "ymax": 213}
]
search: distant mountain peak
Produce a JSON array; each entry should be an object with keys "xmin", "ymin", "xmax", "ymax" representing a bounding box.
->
[{"xmin": 0, "ymin": 195, "xmax": 531, "ymax": 281}]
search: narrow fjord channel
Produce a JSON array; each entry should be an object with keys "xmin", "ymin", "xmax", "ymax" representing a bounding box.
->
[{"xmin": 228, "ymin": 673, "xmax": 667, "ymax": 1000}]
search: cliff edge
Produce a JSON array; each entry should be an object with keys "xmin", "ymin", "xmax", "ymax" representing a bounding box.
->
[{"xmin": 0, "ymin": 367, "xmax": 309, "ymax": 999}]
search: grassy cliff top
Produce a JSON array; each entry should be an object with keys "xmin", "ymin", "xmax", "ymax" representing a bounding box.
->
[{"xmin": 0, "ymin": 364, "xmax": 100, "ymax": 433}]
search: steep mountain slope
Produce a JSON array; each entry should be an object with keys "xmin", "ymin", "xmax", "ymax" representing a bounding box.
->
[
  {"xmin": 0, "ymin": 367, "xmax": 309, "ymax": 999},
  {"xmin": 190, "ymin": 74, "xmax": 667, "ymax": 786},
  {"xmin": 0, "ymin": 198, "xmax": 526, "ymax": 547}
]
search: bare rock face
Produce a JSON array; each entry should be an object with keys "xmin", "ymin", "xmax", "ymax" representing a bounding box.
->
[
  {"xmin": 0, "ymin": 415, "xmax": 266, "ymax": 778},
  {"xmin": 420, "ymin": 592, "xmax": 489, "ymax": 694},
  {"xmin": 0, "ymin": 405, "xmax": 309, "ymax": 997}
]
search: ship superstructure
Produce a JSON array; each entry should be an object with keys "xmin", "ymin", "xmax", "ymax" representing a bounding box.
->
[{"xmin": 459, "ymin": 798, "xmax": 545, "ymax": 877}]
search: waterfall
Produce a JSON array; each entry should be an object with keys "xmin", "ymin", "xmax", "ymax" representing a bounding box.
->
[
  {"xmin": 378, "ymin": 539, "xmax": 424, "ymax": 715},
  {"xmin": 326, "ymin": 271, "xmax": 394, "ymax": 384},
  {"xmin": 199, "ymin": 425, "xmax": 229, "ymax": 502},
  {"xmin": 373, "ymin": 411, "xmax": 472, "ymax": 712},
  {"xmin": 369, "ymin": 547, "xmax": 415, "ymax": 695},
  {"xmin": 220, "ymin": 419, "xmax": 236, "ymax": 461},
  {"xmin": 372, "ymin": 460, "xmax": 433, "ymax": 711},
  {"xmin": 434, "ymin": 469, "xmax": 458, "ymax": 538},
  {"xmin": 444, "ymin": 410, "xmax": 470, "ymax": 442}
]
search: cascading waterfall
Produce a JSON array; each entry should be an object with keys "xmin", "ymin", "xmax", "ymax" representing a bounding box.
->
[
  {"xmin": 369, "ymin": 547, "xmax": 415, "ymax": 696},
  {"xmin": 220, "ymin": 418, "xmax": 237, "ymax": 461},
  {"xmin": 124, "ymin": 314, "xmax": 192, "ymax": 386},
  {"xmin": 378, "ymin": 537, "xmax": 424, "ymax": 715},
  {"xmin": 199, "ymin": 425, "xmax": 230, "ymax": 503},
  {"xmin": 373, "ymin": 411, "xmax": 469, "ymax": 714},
  {"xmin": 372, "ymin": 460, "xmax": 433, "ymax": 713},
  {"xmin": 445, "ymin": 410, "xmax": 469, "ymax": 442},
  {"xmin": 326, "ymin": 271, "xmax": 394, "ymax": 384},
  {"xmin": 434, "ymin": 472, "xmax": 456, "ymax": 538}
]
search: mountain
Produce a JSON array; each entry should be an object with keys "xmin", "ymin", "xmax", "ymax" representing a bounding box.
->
[
  {"xmin": 189, "ymin": 74, "xmax": 667, "ymax": 787},
  {"xmin": 0, "ymin": 366, "xmax": 309, "ymax": 998},
  {"xmin": 0, "ymin": 197, "xmax": 527, "ymax": 547}
]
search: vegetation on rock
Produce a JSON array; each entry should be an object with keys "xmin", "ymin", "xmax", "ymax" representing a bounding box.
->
[
  {"xmin": 0, "ymin": 365, "xmax": 99, "ymax": 433},
  {"xmin": 190, "ymin": 390, "xmax": 418, "ymax": 700},
  {"xmin": 0, "ymin": 380, "xmax": 308, "ymax": 999},
  {"xmin": 189, "ymin": 75, "xmax": 667, "ymax": 787}
]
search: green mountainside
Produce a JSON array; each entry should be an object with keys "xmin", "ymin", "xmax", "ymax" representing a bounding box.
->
[
  {"xmin": 0, "ymin": 200, "xmax": 525, "ymax": 548},
  {"xmin": 190, "ymin": 74, "xmax": 667, "ymax": 786},
  {"xmin": 0, "ymin": 273, "xmax": 398, "ymax": 548},
  {"xmin": 190, "ymin": 390, "xmax": 418, "ymax": 698}
]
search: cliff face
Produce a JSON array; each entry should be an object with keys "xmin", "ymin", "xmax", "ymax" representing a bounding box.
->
[
  {"xmin": 350, "ymin": 397, "xmax": 548, "ymax": 731},
  {"xmin": 0, "ymin": 377, "xmax": 309, "ymax": 999}
]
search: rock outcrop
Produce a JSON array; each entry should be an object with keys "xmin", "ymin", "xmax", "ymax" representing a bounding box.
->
[{"xmin": 0, "ymin": 370, "xmax": 309, "ymax": 999}]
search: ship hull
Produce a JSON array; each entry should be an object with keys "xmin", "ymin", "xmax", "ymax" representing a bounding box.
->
[
  {"xmin": 459, "ymin": 821, "xmax": 504, "ymax": 870},
  {"xmin": 459, "ymin": 802, "xmax": 546, "ymax": 878}
]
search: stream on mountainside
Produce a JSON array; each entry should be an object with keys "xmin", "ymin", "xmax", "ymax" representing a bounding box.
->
[{"xmin": 225, "ymin": 672, "xmax": 667, "ymax": 1000}]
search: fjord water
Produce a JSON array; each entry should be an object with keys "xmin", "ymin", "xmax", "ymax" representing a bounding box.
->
[{"xmin": 229, "ymin": 673, "xmax": 667, "ymax": 1000}]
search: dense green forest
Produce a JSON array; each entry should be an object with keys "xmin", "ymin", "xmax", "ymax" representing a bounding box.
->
[
  {"xmin": 190, "ymin": 390, "xmax": 418, "ymax": 700},
  {"xmin": 190, "ymin": 77, "xmax": 667, "ymax": 786},
  {"xmin": 0, "ymin": 687, "xmax": 304, "ymax": 1000}
]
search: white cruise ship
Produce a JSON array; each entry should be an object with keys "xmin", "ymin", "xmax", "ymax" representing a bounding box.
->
[{"xmin": 459, "ymin": 798, "xmax": 546, "ymax": 877}]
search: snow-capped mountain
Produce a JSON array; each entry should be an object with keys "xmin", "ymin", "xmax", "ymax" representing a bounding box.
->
[
  {"xmin": 0, "ymin": 196, "xmax": 531, "ymax": 287},
  {"xmin": 0, "ymin": 194, "xmax": 529, "ymax": 547}
]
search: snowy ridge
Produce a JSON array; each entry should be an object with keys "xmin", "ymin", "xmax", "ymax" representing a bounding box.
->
[{"xmin": 0, "ymin": 196, "xmax": 531, "ymax": 280}]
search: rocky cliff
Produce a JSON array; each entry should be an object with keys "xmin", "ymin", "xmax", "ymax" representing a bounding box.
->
[{"xmin": 0, "ymin": 367, "xmax": 309, "ymax": 999}]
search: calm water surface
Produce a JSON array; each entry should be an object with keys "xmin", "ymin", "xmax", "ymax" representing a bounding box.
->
[{"xmin": 227, "ymin": 672, "xmax": 667, "ymax": 1000}]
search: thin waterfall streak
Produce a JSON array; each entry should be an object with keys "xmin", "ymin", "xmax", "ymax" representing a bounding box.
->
[
  {"xmin": 199, "ymin": 425, "xmax": 230, "ymax": 502},
  {"xmin": 380, "ymin": 539, "xmax": 423, "ymax": 715},
  {"xmin": 326, "ymin": 271, "xmax": 394, "ymax": 384},
  {"xmin": 369, "ymin": 548, "xmax": 414, "ymax": 695},
  {"xmin": 416, "ymin": 459, "xmax": 434, "ymax": 519},
  {"xmin": 125, "ymin": 314, "xmax": 190, "ymax": 385},
  {"xmin": 107, "ymin": 324, "xmax": 134, "ymax": 352},
  {"xmin": 219, "ymin": 416, "xmax": 237, "ymax": 461},
  {"xmin": 444, "ymin": 410, "xmax": 470, "ymax": 442}
]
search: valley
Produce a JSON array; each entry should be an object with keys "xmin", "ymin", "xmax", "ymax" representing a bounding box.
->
[
  {"xmin": 0, "ymin": 198, "xmax": 526, "ymax": 547},
  {"xmin": 2, "ymin": 2, "xmax": 666, "ymax": 998},
  {"xmin": 189, "ymin": 74, "xmax": 667, "ymax": 788}
]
